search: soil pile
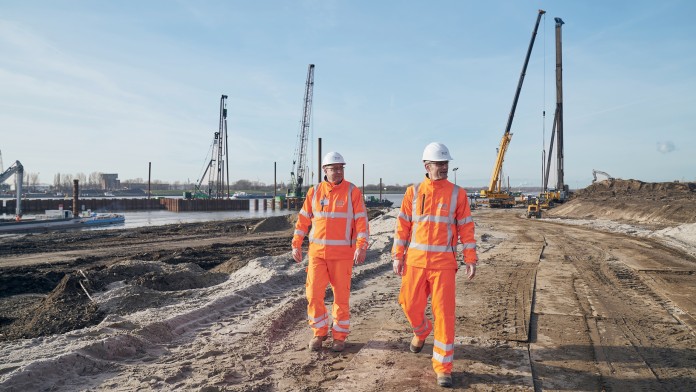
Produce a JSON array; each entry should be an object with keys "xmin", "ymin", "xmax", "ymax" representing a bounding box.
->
[
  {"xmin": 547, "ymin": 179, "xmax": 696, "ymax": 226},
  {"xmin": 2, "ymin": 274, "xmax": 103, "ymax": 340}
]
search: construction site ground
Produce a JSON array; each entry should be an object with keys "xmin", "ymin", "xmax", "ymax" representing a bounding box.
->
[{"xmin": 0, "ymin": 179, "xmax": 695, "ymax": 391}]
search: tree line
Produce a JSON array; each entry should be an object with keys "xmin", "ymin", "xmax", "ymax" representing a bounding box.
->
[{"xmin": 5, "ymin": 172, "xmax": 409, "ymax": 194}]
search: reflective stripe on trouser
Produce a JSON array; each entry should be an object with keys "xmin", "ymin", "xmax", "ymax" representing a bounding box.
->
[
  {"xmin": 399, "ymin": 265, "xmax": 456, "ymax": 374},
  {"xmin": 306, "ymin": 256, "xmax": 354, "ymax": 340}
]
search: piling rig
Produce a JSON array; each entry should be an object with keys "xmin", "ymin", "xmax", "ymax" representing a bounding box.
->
[{"xmin": 288, "ymin": 64, "xmax": 315, "ymax": 200}]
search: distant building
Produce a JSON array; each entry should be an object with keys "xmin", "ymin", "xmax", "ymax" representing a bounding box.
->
[{"xmin": 100, "ymin": 174, "xmax": 120, "ymax": 190}]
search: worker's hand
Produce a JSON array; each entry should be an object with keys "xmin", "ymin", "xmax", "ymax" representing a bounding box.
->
[
  {"xmin": 292, "ymin": 247, "xmax": 303, "ymax": 263},
  {"xmin": 465, "ymin": 263, "xmax": 476, "ymax": 280},
  {"xmin": 353, "ymin": 247, "xmax": 367, "ymax": 265},
  {"xmin": 392, "ymin": 259, "xmax": 405, "ymax": 276}
]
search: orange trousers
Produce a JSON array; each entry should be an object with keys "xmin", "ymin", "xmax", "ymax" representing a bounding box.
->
[
  {"xmin": 306, "ymin": 256, "xmax": 354, "ymax": 341},
  {"xmin": 399, "ymin": 265, "xmax": 456, "ymax": 374}
]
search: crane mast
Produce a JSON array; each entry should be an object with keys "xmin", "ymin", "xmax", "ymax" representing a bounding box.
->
[
  {"xmin": 483, "ymin": 9, "xmax": 545, "ymax": 208},
  {"xmin": 289, "ymin": 64, "xmax": 315, "ymax": 198},
  {"xmin": 208, "ymin": 94, "xmax": 229, "ymax": 198}
]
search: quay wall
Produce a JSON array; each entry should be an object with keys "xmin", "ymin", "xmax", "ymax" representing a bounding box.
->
[{"xmin": 1, "ymin": 198, "xmax": 251, "ymax": 214}]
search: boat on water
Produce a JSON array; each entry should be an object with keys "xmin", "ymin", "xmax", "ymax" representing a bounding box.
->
[
  {"xmin": 364, "ymin": 195, "xmax": 393, "ymax": 208},
  {"xmin": 231, "ymin": 191, "xmax": 271, "ymax": 199},
  {"xmin": 0, "ymin": 210, "xmax": 125, "ymax": 233},
  {"xmin": 80, "ymin": 212, "xmax": 126, "ymax": 226}
]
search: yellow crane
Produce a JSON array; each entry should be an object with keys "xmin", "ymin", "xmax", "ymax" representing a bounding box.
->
[{"xmin": 482, "ymin": 9, "xmax": 545, "ymax": 208}]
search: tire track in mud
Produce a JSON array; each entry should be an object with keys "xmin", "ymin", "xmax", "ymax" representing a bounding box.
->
[{"xmin": 540, "ymin": 223, "xmax": 696, "ymax": 391}]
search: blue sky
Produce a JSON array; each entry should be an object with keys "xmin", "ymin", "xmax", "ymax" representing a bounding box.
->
[{"xmin": 1, "ymin": 0, "xmax": 694, "ymax": 190}]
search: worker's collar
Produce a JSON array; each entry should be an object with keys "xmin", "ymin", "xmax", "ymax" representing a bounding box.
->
[
  {"xmin": 424, "ymin": 174, "xmax": 449, "ymax": 187},
  {"xmin": 323, "ymin": 176, "xmax": 344, "ymax": 187}
]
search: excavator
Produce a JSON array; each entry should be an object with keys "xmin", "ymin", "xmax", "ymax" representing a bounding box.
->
[
  {"xmin": 481, "ymin": 10, "xmax": 545, "ymax": 208},
  {"xmin": 592, "ymin": 169, "xmax": 614, "ymax": 183},
  {"xmin": 0, "ymin": 160, "xmax": 24, "ymax": 220}
]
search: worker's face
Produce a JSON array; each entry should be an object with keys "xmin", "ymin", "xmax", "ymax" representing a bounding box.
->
[
  {"xmin": 323, "ymin": 164, "xmax": 345, "ymax": 183},
  {"xmin": 425, "ymin": 161, "xmax": 449, "ymax": 181}
]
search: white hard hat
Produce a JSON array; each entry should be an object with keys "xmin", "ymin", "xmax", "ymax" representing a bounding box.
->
[
  {"xmin": 422, "ymin": 142, "xmax": 453, "ymax": 161},
  {"xmin": 322, "ymin": 151, "xmax": 346, "ymax": 167}
]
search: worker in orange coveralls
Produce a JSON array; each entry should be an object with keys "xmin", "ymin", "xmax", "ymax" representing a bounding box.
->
[
  {"xmin": 392, "ymin": 142, "xmax": 478, "ymax": 388},
  {"xmin": 292, "ymin": 151, "xmax": 370, "ymax": 352}
]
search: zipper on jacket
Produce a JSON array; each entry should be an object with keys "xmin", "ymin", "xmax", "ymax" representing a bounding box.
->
[{"xmin": 420, "ymin": 194, "xmax": 425, "ymax": 215}]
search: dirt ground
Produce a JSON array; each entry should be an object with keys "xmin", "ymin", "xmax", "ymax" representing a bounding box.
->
[{"xmin": 0, "ymin": 180, "xmax": 695, "ymax": 391}]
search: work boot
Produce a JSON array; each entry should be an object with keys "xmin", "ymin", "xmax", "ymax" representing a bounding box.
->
[
  {"xmin": 332, "ymin": 339, "xmax": 345, "ymax": 352},
  {"xmin": 436, "ymin": 373, "xmax": 453, "ymax": 388},
  {"xmin": 409, "ymin": 336, "xmax": 425, "ymax": 353},
  {"xmin": 309, "ymin": 335, "xmax": 327, "ymax": 351}
]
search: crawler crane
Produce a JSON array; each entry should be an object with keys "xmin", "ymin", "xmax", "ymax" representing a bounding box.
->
[
  {"xmin": 287, "ymin": 64, "xmax": 315, "ymax": 199},
  {"xmin": 481, "ymin": 9, "xmax": 545, "ymax": 208}
]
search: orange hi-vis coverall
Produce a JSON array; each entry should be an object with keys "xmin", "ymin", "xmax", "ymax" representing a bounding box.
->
[
  {"xmin": 392, "ymin": 175, "xmax": 477, "ymax": 374},
  {"xmin": 293, "ymin": 180, "xmax": 369, "ymax": 341}
]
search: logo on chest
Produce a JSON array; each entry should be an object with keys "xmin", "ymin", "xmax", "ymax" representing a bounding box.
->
[{"xmin": 437, "ymin": 202, "xmax": 448, "ymax": 212}]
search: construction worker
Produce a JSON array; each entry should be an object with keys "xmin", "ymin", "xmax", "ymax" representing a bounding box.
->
[
  {"xmin": 292, "ymin": 151, "xmax": 370, "ymax": 352},
  {"xmin": 392, "ymin": 142, "xmax": 478, "ymax": 388}
]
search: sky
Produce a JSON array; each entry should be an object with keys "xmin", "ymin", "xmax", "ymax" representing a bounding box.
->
[{"xmin": 1, "ymin": 0, "xmax": 695, "ymax": 190}]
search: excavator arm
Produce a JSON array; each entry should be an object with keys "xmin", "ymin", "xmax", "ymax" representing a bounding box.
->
[{"xmin": 0, "ymin": 160, "xmax": 24, "ymax": 218}]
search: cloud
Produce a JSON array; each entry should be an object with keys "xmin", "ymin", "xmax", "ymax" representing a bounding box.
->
[{"xmin": 657, "ymin": 141, "xmax": 676, "ymax": 154}]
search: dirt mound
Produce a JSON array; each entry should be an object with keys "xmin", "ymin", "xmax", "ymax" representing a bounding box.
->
[
  {"xmin": 548, "ymin": 179, "xmax": 696, "ymax": 226},
  {"xmin": 249, "ymin": 215, "xmax": 295, "ymax": 234},
  {"xmin": 574, "ymin": 179, "xmax": 696, "ymax": 199},
  {"xmin": 92, "ymin": 260, "xmax": 229, "ymax": 292},
  {"xmin": 1, "ymin": 274, "xmax": 103, "ymax": 340}
]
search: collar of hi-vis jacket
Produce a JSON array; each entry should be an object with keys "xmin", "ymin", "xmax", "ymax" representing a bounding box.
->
[
  {"xmin": 308, "ymin": 180, "xmax": 361, "ymax": 247},
  {"xmin": 408, "ymin": 175, "xmax": 459, "ymax": 253}
]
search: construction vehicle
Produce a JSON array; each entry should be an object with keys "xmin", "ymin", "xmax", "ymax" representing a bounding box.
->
[
  {"xmin": 287, "ymin": 64, "xmax": 315, "ymax": 199},
  {"xmin": 540, "ymin": 17, "xmax": 569, "ymax": 207},
  {"xmin": 526, "ymin": 196, "xmax": 542, "ymax": 218},
  {"xmin": 592, "ymin": 169, "xmax": 614, "ymax": 183},
  {"xmin": 189, "ymin": 95, "xmax": 229, "ymax": 199},
  {"xmin": 0, "ymin": 160, "xmax": 24, "ymax": 219},
  {"xmin": 481, "ymin": 10, "xmax": 545, "ymax": 208}
]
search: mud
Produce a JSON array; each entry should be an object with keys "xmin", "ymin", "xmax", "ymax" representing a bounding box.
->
[{"xmin": 1, "ymin": 182, "xmax": 695, "ymax": 391}]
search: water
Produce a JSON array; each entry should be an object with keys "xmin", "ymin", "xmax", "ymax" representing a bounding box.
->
[
  {"xmin": 104, "ymin": 209, "xmax": 294, "ymax": 231},
  {"xmin": 1, "ymin": 193, "xmax": 405, "ymax": 234}
]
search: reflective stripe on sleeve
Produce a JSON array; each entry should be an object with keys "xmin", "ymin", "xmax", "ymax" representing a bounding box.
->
[
  {"xmin": 397, "ymin": 212, "xmax": 412, "ymax": 222},
  {"xmin": 294, "ymin": 229, "xmax": 306, "ymax": 236},
  {"xmin": 394, "ymin": 238, "xmax": 409, "ymax": 247},
  {"xmin": 458, "ymin": 216, "xmax": 473, "ymax": 225}
]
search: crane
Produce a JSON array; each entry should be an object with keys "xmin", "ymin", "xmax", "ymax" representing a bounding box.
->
[
  {"xmin": 208, "ymin": 94, "xmax": 229, "ymax": 198},
  {"xmin": 288, "ymin": 64, "xmax": 315, "ymax": 199},
  {"xmin": 0, "ymin": 160, "xmax": 24, "ymax": 219},
  {"xmin": 189, "ymin": 95, "xmax": 228, "ymax": 200},
  {"xmin": 481, "ymin": 9, "xmax": 545, "ymax": 208}
]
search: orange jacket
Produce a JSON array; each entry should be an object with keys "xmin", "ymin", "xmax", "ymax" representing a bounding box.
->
[
  {"xmin": 392, "ymin": 175, "xmax": 477, "ymax": 269},
  {"xmin": 293, "ymin": 180, "xmax": 369, "ymax": 260}
]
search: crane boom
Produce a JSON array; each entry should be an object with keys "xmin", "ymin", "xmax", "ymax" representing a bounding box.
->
[
  {"xmin": 483, "ymin": 9, "xmax": 545, "ymax": 208},
  {"xmin": 289, "ymin": 64, "xmax": 315, "ymax": 198},
  {"xmin": 0, "ymin": 160, "xmax": 24, "ymax": 218}
]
